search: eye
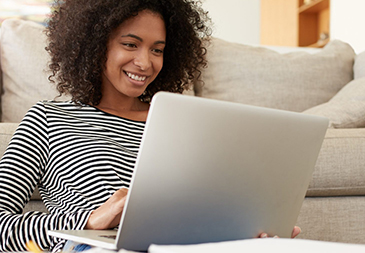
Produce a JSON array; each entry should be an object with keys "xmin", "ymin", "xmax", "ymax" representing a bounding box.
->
[
  {"xmin": 152, "ymin": 48, "xmax": 164, "ymax": 55},
  {"xmin": 122, "ymin": 43, "xmax": 137, "ymax": 48}
]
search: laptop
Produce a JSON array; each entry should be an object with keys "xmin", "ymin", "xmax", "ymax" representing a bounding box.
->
[{"xmin": 48, "ymin": 92, "xmax": 329, "ymax": 251}]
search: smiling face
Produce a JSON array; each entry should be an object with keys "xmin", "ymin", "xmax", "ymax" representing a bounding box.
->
[{"xmin": 101, "ymin": 10, "xmax": 166, "ymax": 102}]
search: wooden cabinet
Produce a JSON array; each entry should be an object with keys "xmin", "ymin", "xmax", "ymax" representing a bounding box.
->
[{"xmin": 261, "ymin": 0, "xmax": 330, "ymax": 47}]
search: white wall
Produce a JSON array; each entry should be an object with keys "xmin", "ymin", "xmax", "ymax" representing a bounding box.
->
[
  {"xmin": 202, "ymin": 0, "xmax": 365, "ymax": 53},
  {"xmin": 330, "ymin": 0, "xmax": 365, "ymax": 53},
  {"xmin": 201, "ymin": 0, "xmax": 260, "ymax": 45}
]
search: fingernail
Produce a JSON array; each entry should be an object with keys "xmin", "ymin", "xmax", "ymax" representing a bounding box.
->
[
  {"xmin": 274, "ymin": 235, "xmax": 279, "ymax": 238},
  {"xmin": 261, "ymin": 233, "xmax": 268, "ymax": 238}
]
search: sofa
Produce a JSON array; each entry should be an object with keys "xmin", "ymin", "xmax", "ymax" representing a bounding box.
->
[{"xmin": 1, "ymin": 19, "xmax": 365, "ymax": 245}]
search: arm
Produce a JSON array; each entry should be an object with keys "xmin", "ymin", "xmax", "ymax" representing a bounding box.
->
[{"xmin": 0, "ymin": 103, "xmax": 92, "ymax": 252}]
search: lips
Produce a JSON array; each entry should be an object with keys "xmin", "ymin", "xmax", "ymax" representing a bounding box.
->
[{"xmin": 124, "ymin": 71, "xmax": 147, "ymax": 82}]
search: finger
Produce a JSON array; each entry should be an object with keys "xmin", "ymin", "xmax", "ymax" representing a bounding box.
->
[
  {"xmin": 115, "ymin": 188, "xmax": 129, "ymax": 198},
  {"xmin": 291, "ymin": 226, "xmax": 301, "ymax": 238},
  {"xmin": 113, "ymin": 189, "xmax": 129, "ymax": 208},
  {"xmin": 258, "ymin": 233, "xmax": 268, "ymax": 238}
]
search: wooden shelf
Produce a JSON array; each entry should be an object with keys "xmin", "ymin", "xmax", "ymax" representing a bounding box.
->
[
  {"xmin": 298, "ymin": 0, "xmax": 330, "ymax": 47},
  {"xmin": 307, "ymin": 37, "xmax": 330, "ymax": 48},
  {"xmin": 299, "ymin": 0, "xmax": 329, "ymax": 14},
  {"xmin": 261, "ymin": 0, "xmax": 330, "ymax": 48}
]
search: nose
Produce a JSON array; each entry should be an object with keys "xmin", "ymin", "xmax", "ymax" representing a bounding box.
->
[{"xmin": 134, "ymin": 49, "xmax": 151, "ymax": 71}]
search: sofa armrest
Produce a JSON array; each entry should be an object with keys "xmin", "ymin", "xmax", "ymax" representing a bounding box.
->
[
  {"xmin": 0, "ymin": 123, "xmax": 18, "ymax": 157},
  {"xmin": 308, "ymin": 128, "xmax": 365, "ymax": 196}
]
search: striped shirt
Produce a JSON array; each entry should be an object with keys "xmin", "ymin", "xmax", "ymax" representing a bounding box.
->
[{"xmin": 0, "ymin": 101, "xmax": 145, "ymax": 252}]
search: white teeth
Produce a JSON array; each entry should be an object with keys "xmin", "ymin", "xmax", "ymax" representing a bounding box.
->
[{"xmin": 126, "ymin": 72, "xmax": 146, "ymax": 81}]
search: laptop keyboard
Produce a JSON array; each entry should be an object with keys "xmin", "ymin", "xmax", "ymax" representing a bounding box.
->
[{"xmin": 99, "ymin": 235, "xmax": 117, "ymax": 239}]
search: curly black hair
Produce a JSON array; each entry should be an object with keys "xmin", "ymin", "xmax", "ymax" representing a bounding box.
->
[{"xmin": 45, "ymin": 0, "xmax": 211, "ymax": 105}]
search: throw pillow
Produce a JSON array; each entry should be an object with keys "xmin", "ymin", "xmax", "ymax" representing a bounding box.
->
[
  {"xmin": 194, "ymin": 38, "xmax": 355, "ymax": 112},
  {"xmin": 303, "ymin": 77, "xmax": 365, "ymax": 128},
  {"xmin": 354, "ymin": 51, "xmax": 365, "ymax": 80},
  {"xmin": 0, "ymin": 19, "xmax": 69, "ymax": 123},
  {"xmin": 0, "ymin": 28, "xmax": 2, "ymax": 119}
]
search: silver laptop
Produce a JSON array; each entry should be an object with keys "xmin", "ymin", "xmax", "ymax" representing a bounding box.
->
[{"xmin": 48, "ymin": 92, "xmax": 329, "ymax": 251}]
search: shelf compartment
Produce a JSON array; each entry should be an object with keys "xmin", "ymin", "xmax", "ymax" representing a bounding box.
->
[
  {"xmin": 298, "ymin": 0, "xmax": 330, "ymax": 47},
  {"xmin": 299, "ymin": 0, "xmax": 330, "ymax": 14}
]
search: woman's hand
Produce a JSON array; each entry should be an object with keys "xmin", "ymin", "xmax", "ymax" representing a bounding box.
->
[
  {"xmin": 85, "ymin": 188, "xmax": 129, "ymax": 230},
  {"xmin": 291, "ymin": 226, "xmax": 301, "ymax": 238},
  {"xmin": 258, "ymin": 226, "xmax": 301, "ymax": 238}
]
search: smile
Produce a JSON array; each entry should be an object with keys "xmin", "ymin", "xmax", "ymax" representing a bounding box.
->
[{"xmin": 125, "ymin": 71, "xmax": 147, "ymax": 82}]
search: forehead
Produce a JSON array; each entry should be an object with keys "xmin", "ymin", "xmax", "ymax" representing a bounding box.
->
[{"xmin": 111, "ymin": 10, "xmax": 166, "ymax": 40}]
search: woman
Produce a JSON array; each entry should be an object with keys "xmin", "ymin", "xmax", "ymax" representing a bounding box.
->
[
  {"xmin": 0, "ymin": 0, "xmax": 210, "ymax": 252},
  {"xmin": 0, "ymin": 0, "xmax": 299, "ymax": 252}
]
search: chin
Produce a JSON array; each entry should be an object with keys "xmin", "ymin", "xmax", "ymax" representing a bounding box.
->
[{"xmin": 125, "ymin": 90, "xmax": 146, "ymax": 99}]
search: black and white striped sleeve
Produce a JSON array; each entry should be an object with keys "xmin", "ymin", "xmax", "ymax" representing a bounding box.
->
[{"xmin": 0, "ymin": 102, "xmax": 92, "ymax": 252}]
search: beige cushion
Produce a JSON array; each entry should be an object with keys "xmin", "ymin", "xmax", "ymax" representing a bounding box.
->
[
  {"xmin": 354, "ymin": 51, "xmax": 365, "ymax": 80},
  {"xmin": 195, "ymin": 38, "xmax": 355, "ymax": 112},
  {"xmin": 307, "ymin": 128, "xmax": 365, "ymax": 197},
  {"xmin": 0, "ymin": 28, "xmax": 3, "ymax": 120},
  {"xmin": 0, "ymin": 19, "xmax": 68, "ymax": 123},
  {"xmin": 23, "ymin": 200, "xmax": 47, "ymax": 213},
  {"xmin": 0, "ymin": 122, "xmax": 18, "ymax": 157},
  {"xmin": 303, "ymin": 78, "xmax": 365, "ymax": 128},
  {"xmin": 297, "ymin": 196, "xmax": 365, "ymax": 244}
]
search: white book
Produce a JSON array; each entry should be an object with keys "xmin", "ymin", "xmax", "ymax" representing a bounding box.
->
[{"xmin": 148, "ymin": 238, "xmax": 365, "ymax": 253}]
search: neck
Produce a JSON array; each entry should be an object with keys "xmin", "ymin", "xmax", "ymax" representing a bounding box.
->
[
  {"xmin": 96, "ymin": 96, "xmax": 150, "ymax": 121},
  {"xmin": 98, "ymin": 96, "xmax": 143, "ymax": 111}
]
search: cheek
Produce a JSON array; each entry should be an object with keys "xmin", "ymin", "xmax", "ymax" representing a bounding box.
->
[
  {"xmin": 106, "ymin": 50, "xmax": 129, "ymax": 70},
  {"xmin": 155, "ymin": 58, "xmax": 164, "ymax": 74},
  {"xmin": 104, "ymin": 57, "xmax": 117, "ymax": 76}
]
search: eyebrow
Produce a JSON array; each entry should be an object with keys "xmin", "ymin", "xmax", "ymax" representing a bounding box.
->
[{"xmin": 121, "ymin": 33, "xmax": 166, "ymax": 45}]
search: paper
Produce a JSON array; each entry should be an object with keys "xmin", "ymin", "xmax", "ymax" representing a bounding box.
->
[{"xmin": 148, "ymin": 238, "xmax": 365, "ymax": 253}]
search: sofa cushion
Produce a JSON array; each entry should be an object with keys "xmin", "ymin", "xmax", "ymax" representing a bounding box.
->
[
  {"xmin": 195, "ymin": 38, "xmax": 355, "ymax": 112},
  {"xmin": 354, "ymin": 51, "xmax": 365, "ymax": 79},
  {"xmin": 0, "ymin": 28, "xmax": 3, "ymax": 120},
  {"xmin": 0, "ymin": 19, "xmax": 69, "ymax": 123},
  {"xmin": 303, "ymin": 77, "xmax": 365, "ymax": 128},
  {"xmin": 0, "ymin": 122, "xmax": 18, "ymax": 158},
  {"xmin": 307, "ymin": 128, "xmax": 365, "ymax": 197},
  {"xmin": 297, "ymin": 197, "xmax": 365, "ymax": 244}
]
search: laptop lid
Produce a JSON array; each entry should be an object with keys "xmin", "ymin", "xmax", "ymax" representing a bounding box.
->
[{"xmin": 116, "ymin": 92, "xmax": 328, "ymax": 251}]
